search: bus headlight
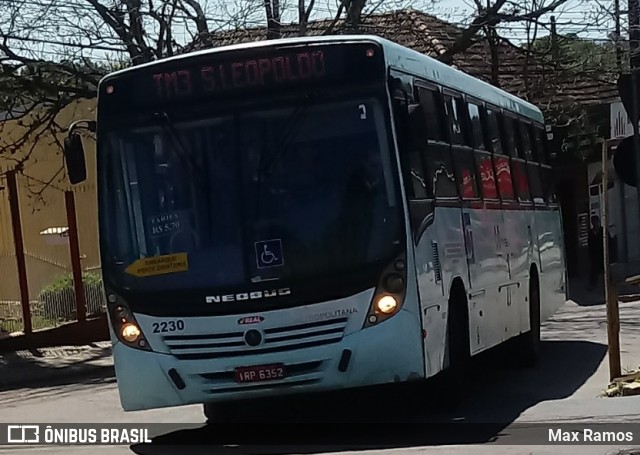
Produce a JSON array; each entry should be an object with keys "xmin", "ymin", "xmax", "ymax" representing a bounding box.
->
[
  {"xmin": 364, "ymin": 253, "xmax": 407, "ymax": 328},
  {"xmin": 374, "ymin": 295, "xmax": 398, "ymax": 314},
  {"xmin": 107, "ymin": 294, "xmax": 151, "ymax": 351},
  {"xmin": 121, "ymin": 323, "xmax": 142, "ymax": 343}
]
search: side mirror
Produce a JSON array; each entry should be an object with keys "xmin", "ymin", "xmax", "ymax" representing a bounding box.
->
[
  {"xmin": 63, "ymin": 133, "xmax": 87, "ymax": 184},
  {"xmin": 613, "ymin": 136, "xmax": 637, "ymax": 187}
]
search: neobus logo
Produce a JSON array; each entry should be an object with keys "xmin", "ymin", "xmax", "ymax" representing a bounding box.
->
[{"xmin": 205, "ymin": 288, "xmax": 291, "ymax": 303}]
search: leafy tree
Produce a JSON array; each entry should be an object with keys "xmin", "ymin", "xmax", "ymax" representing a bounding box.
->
[{"xmin": 0, "ymin": 0, "xmax": 575, "ymax": 179}]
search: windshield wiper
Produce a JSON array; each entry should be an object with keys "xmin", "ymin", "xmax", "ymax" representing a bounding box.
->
[
  {"xmin": 259, "ymin": 90, "xmax": 320, "ymax": 178},
  {"xmin": 253, "ymin": 91, "xmax": 319, "ymax": 217},
  {"xmin": 153, "ymin": 111, "xmax": 207, "ymax": 185}
]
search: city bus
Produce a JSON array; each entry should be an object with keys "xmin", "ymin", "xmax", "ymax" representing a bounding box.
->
[{"xmin": 63, "ymin": 35, "xmax": 567, "ymax": 419}]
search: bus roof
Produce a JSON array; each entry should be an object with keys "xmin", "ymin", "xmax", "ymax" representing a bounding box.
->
[{"xmin": 102, "ymin": 34, "xmax": 544, "ymax": 124}]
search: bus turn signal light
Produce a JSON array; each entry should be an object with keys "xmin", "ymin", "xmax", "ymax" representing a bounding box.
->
[
  {"xmin": 122, "ymin": 323, "xmax": 142, "ymax": 343},
  {"xmin": 374, "ymin": 295, "xmax": 398, "ymax": 314}
]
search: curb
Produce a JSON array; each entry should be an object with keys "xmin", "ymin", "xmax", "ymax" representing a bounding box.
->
[
  {"xmin": 0, "ymin": 342, "xmax": 115, "ymax": 391},
  {"xmin": 7, "ymin": 341, "xmax": 113, "ymax": 360}
]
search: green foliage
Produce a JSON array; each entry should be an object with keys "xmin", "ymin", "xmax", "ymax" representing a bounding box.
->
[
  {"xmin": 39, "ymin": 272, "xmax": 102, "ymax": 294},
  {"xmin": 530, "ymin": 34, "xmax": 621, "ymax": 76},
  {"xmin": 37, "ymin": 272, "xmax": 105, "ymax": 322}
]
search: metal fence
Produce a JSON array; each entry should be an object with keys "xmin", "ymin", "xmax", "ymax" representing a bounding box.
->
[{"xmin": 0, "ymin": 170, "xmax": 106, "ymax": 335}]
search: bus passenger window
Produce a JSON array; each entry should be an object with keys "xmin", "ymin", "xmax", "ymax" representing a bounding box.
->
[
  {"xmin": 493, "ymin": 155, "xmax": 515, "ymax": 201},
  {"xmin": 417, "ymin": 87, "xmax": 446, "ymax": 142},
  {"xmin": 467, "ymin": 103, "xmax": 486, "ymax": 150},
  {"xmin": 444, "ymin": 95, "xmax": 465, "ymax": 145},
  {"xmin": 528, "ymin": 163, "xmax": 545, "ymax": 204},
  {"xmin": 501, "ymin": 116, "xmax": 518, "ymax": 158},
  {"xmin": 485, "ymin": 109, "xmax": 503, "ymax": 155},
  {"xmin": 518, "ymin": 122, "xmax": 534, "ymax": 161},
  {"xmin": 423, "ymin": 149, "xmax": 458, "ymax": 200},
  {"xmin": 511, "ymin": 159, "xmax": 531, "ymax": 202},
  {"xmin": 454, "ymin": 151, "xmax": 479, "ymax": 199},
  {"xmin": 408, "ymin": 147, "xmax": 429, "ymax": 199},
  {"xmin": 541, "ymin": 165, "xmax": 557, "ymax": 203},
  {"xmin": 524, "ymin": 124, "xmax": 544, "ymax": 204},
  {"xmin": 475, "ymin": 151, "xmax": 498, "ymax": 199},
  {"xmin": 533, "ymin": 127, "xmax": 550, "ymax": 164}
]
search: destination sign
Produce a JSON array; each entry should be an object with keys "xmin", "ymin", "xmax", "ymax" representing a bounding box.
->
[
  {"xmin": 152, "ymin": 51, "xmax": 326, "ymax": 100},
  {"xmin": 99, "ymin": 42, "xmax": 385, "ymax": 114}
]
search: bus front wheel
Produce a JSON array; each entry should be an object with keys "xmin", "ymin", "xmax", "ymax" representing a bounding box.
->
[{"xmin": 203, "ymin": 402, "xmax": 242, "ymax": 424}]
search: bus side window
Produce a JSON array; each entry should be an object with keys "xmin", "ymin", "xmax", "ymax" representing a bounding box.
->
[
  {"xmin": 452, "ymin": 98, "xmax": 480, "ymax": 200},
  {"xmin": 499, "ymin": 114, "xmax": 517, "ymax": 158},
  {"xmin": 475, "ymin": 151, "xmax": 498, "ymax": 200},
  {"xmin": 508, "ymin": 116, "xmax": 531, "ymax": 203},
  {"xmin": 518, "ymin": 121, "xmax": 534, "ymax": 161},
  {"xmin": 532, "ymin": 126, "xmax": 557, "ymax": 204},
  {"xmin": 535, "ymin": 127, "xmax": 558, "ymax": 204},
  {"xmin": 467, "ymin": 103, "xmax": 486, "ymax": 151},
  {"xmin": 469, "ymin": 103, "xmax": 498, "ymax": 200},
  {"xmin": 392, "ymin": 89, "xmax": 430, "ymax": 201},
  {"xmin": 493, "ymin": 153, "xmax": 515, "ymax": 201},
  {"xmin": 443, "ymin": 95, "xmax": 465, "ymax": 146},
  {"xmin": 523, "ymin": 124, "xmax": 545, "ymax": 205},
  {"xmin": 536, "ymin": 127, "xmax": 552, "ymax": 164},
  {"xmin": 487, "ymin": 109, "xmax": 514, "ymax": 202},
  {"xmin": 485, "ymin": 108, "xmax": 504, "ymax": 155},
  {"xmin": 417, "ymin": 87, "xmax": 458, "ymax": 200},
  {"xmin": 417, "ymin": 87, "xmax": 446, "ymax": 142},
  {"xmin": 541, "ymin": 166, "xmax": 557, "ymax": 204}
]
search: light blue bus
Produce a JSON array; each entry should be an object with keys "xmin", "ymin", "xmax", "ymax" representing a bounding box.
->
[{"xmin": 64, "ymin": 35, "xmax": 567, "ymax": 420}]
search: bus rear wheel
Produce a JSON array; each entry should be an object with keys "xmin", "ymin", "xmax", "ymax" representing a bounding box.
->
[{"xmin": 512, "ymin": 272, "xmax": 541, "ymax": 367}]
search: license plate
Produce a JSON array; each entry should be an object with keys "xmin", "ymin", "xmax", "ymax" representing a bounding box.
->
[{"xmin": 234, "ymin": 364, "xmax": 286, "ymax": 383}]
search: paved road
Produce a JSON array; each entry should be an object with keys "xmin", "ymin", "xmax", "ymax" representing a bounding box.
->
[{"xmin": 2, "ymin": 299, "xmax": 640, "ymax": 455}]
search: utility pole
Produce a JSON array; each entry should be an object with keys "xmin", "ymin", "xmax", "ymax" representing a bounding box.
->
[
  {"xmin": 603, "ymin": 139, "xmax": 621, "ymax": 381},
  {"xmin": 616, "ymin": 0, "xmax": 623, "ymax": 71}
]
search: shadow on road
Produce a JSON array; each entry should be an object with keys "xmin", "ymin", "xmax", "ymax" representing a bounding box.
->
[{"xmin": 130, "ymin": 339, "xmax": 607, "ymax": 454}]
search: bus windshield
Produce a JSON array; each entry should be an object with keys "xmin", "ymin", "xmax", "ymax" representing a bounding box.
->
[{"xmin": 99, "ymin": 95, "xmax": 404, "ymax": 299}]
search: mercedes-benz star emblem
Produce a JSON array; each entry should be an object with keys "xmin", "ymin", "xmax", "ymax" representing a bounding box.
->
[{"xmin": 244, "ymin": 329, "xmax": 263, "ymax": 347}]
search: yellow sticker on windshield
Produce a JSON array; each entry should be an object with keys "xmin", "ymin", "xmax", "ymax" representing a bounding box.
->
[{"xmin": 125, "ymin": 253, "xmax": 189, "ymax": 277}]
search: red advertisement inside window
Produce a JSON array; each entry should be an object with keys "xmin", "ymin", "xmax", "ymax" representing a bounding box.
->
[
  {"xmin": 477, "ymin": 156, "xmax": 497, "ymax": 199},
  {"xmin": 494, "ymin": 156, "xmax": 514, "ymax": 200}
]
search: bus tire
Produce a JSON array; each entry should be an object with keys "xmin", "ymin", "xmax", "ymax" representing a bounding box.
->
[
  {"xmin": 203, "ymin": 402, "xmax": 241, "ymax": 424},
  {"xmin": 514, "ymin": 270, "xmax": 541, "ymax": 367},
  {"xmin": 444, "ymin": 280, "xmax": 471, "ymax": 404}
]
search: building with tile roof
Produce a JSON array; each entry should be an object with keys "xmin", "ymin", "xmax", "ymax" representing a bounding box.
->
[{"xmin": 185, "ymin": 8, "xmax": 620, "ymax": 120}]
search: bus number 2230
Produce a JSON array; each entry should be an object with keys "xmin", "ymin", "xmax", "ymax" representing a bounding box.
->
[{"xmin": 152, "ymin": 320, "xmax": 185, "ymax": 333}]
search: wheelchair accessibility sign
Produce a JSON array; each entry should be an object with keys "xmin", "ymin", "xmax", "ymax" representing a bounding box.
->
[{"xmin": 255, "ymin": 239, "xmax": 284, "ymax": 269}]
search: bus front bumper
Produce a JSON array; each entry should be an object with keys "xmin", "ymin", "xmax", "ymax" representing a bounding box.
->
[{"xmin": 111, "ymin": 309, "xmax": 423, "ymax": 411}]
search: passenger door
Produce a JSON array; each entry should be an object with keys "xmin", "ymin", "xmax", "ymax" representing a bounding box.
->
[
  {"xmin": 485, "ymin": 107, "xmax": 518, "ymax": 342},
  {"xmin": 413, "ymin": 83, "xmax": 466, "ymax": 377}
]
